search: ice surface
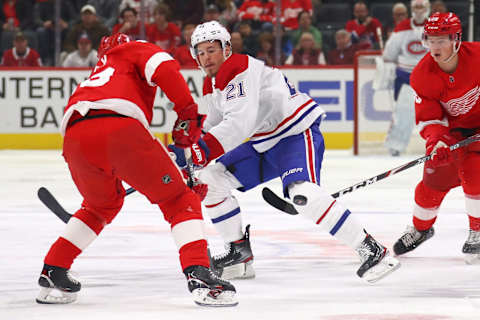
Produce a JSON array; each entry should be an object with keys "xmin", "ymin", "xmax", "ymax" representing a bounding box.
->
[{"xmin": 1, "ymin": 150, "xmax": 479, "ymax": 320}]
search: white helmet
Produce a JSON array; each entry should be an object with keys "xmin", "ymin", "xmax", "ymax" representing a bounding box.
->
[
  {"xmin": 190, "ymin": 21, "xmax": 231, "ymax": 60},
  {"xmin": 411, "ymin": 0, "xmax": 431, "ymax": 23}
]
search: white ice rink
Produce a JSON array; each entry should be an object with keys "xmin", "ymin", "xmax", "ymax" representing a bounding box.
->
[{"xmin": 1, "ymin": 150, "xmax": 479, "ymax": 320}]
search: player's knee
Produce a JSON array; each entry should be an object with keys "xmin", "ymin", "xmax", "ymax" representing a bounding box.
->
[
  {"xmin": 460, "ymin": 152, "xmax": 480, "ymax": 195},
  {"xmin": 198, "ymin": 163, "xmax": 238, "ymax": 205},
  {"xmin": 72, "ymin": 207, "xmax": 110, "ymax": 234},
  {"xmin": 288, "ymin": 181, "xmax": 350, "ymax": 230},
  {"xmin": 159, "ymin": 188, "xmax": 202, "ymax": 225},
  {"xmin": 415, "ymin": 180, "xmax": 448, "ymax": 208}
]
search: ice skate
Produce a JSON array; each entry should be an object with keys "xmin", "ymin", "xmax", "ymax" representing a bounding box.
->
[
  {"xmin": 463, "ymin": 229, "xmax": 480, "ymax": 264},
  {"xmin": 36, "ymin": 264, "xmax": 81, "ymax": 304},
  {"xmin": 355, "ymin": 233, "xmax": 400, "ymax": 283},
  {"xmin": 184, "ymin": 265, "xmax": 238, "ymax": 307},
  {"xmin": 211, "ymin": 224, "xmax": 255, "ymax": 280},
  {"xmin": 393, "ymin": 226, "xmax": 434, "ymax": 255}
]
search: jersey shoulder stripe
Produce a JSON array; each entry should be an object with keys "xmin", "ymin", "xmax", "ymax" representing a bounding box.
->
[
  {"xmin": 394, "ymin": 18, "xmax": 413, "ymax": 33},
  {"xmin": 215, "ymin": 54, "xmax": 249, "ymax": 91}
]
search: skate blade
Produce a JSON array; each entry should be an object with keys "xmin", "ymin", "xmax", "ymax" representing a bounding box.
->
[
  {"xmin": 362, "ymin": 256, "xmax": 401, "ymax": 284},
  {"xmin": 192, "ymin": 288, "xmax": 238, "ymax": 307},
  {"xmin": 464, "ymin": 253, "xmax": 480, "ymax": 265},
  {"xmin": 36, "ymin": 287, "xmax": 77, "ymax": 304},
  {"xmin": 221, "ymin": 261, "xmax": 255, "ymax": 280}
]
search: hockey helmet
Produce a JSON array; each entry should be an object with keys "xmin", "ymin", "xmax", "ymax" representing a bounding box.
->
[
  {"xmin": 422, "ymin": 12, "xmax": 462, "ymax": 56},
  {"xmin": 190, "ymin": 21, "xmax": 231, "ymax": 60},
  {"xmin": 97, "ymin": 33, "xmax": 131, "ymax": 58}
]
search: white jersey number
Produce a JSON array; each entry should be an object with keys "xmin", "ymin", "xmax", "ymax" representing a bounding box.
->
[{"xmin": 80, "ymin": 67, "xmax": 115, "ymax": 88}]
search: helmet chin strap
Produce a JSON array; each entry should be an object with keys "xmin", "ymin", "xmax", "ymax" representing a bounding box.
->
[{"xmin": 442, "ymin": 38, "xmax": 461, "ymax": 63}]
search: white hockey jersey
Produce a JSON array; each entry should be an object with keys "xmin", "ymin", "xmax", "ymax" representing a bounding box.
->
[
  {"xmin": 201, "ymin": 54, "xmax": 325, "ymax": 153},
  {"xmin": 383, "ymin": 18, "xmax": 428, "ymax": 73}
]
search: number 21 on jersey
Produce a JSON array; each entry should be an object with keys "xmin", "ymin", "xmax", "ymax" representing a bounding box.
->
[{"xmin": 226, "ymin": 81, "xmax": 246, "ymax": 100}]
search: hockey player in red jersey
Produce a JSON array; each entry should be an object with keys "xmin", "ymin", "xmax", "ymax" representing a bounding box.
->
[
  {"xmin": 393, "ymin": 13, "xmax": 480, "ymax": 264},
  {"xmin": 35, "ymin": 33, "xmax": 237, "ymax": 307},
  {"xmin": 169, "ymin": 21, "xmax": 400, "ymax": 284}
]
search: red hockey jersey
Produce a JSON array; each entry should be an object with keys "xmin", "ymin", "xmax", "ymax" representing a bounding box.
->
[
  {"xmin": 60, "ymin": 41, "xmax": 194, "ymax": 135},
  {"xmin": 1, "ymin": 47, "xmax": 42, "ymax": 66},
  {"xmin": 411, "ymin": 42, "xmax": 480, "ymax": 136}
]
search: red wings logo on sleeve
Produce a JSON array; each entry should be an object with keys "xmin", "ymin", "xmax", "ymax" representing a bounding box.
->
[{"xmin": 441, "ymin": 86, "xmax": 480, "ymax": 116}]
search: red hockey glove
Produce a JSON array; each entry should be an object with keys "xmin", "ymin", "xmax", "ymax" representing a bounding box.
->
[
  {"xmin": 191, "ymin": 181, "xmax": 208, "ymax": 201},
  {"xmin": 172, "ymin": 103, "xmax": 206, "ymax": 148},
  {"xmin": 424, "ymin": 125, "xmax": 457, "ymax": 167},
  {"xmin": 180, "ymin": 169, "xmax": 208, "ymax": 201}
]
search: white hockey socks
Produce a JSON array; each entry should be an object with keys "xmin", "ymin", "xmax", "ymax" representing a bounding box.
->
[{"xmin": 288, "ymin": 182, "xmax": 365, "ymax": 249}]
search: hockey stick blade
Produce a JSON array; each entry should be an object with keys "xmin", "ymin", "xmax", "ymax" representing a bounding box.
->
[
  {"xmin": 38, "ymin": 187, "xmax": 73, "ymax": 223},
  {"xmin": 263, "ymin": 133, "xmax": 480, "ymax": 215},
  {"xmin": 38, "ymin": 186, "xmax": 136, "ymax": 223}
]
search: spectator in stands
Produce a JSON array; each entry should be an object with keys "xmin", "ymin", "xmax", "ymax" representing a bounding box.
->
[
  {"xmin": 146, "ymin": 3, "xmax": 181, "ymax": 55},
  {"xmin": 290, "ymin": 10, "xmax": 322, "ymax": 48},
  {"xmin": 345, "ymin": 1, "xmax": 383, "ymax": 49},
  {"xmin": 203, "ymin": 4, "xmax": 221, "ymax": 23},
  {"xmin": 164, "ymin": 0, "xmax": 204, "ymax": 29},
  {"xmin": 281, "ymin": 0, "xmax": 312, "ymax": 31},
  {"xmin": 34, "ymin": 0, "xmax": 76, "ymax": 66},
  {"xmin": 256, "ymin": 31, "xmax": 286, "ymax": 66},
  {"xmin": 231, "ymin": 31, "xmax": 249, "ymax": 55},
  {"xmin": 63, "ymin": 5, "xmax": 109, "ymax": 54},
  {"xmin": 212, "ymin": 0, "xmax": 238, "ymax": 30},
  {"xmin": 237, "ymin": 0, "xmax": 274, "ymax": 31},
  {"xmin": 237, "ymin": 20, "xmax": 258, "ymax": 56},
  {"xmin": 62, "ymin": 33, "xmax": 98, "ymax": 68},
  {"xmin": 385, "ymin": 3, "xmax": 409, "ymax": 39},
  {"xmin": 285, "ymin": 32, "xmax": 326, "ymax": 66},
  {"xmin": 88, "ymin": 0, "xmax": 121, "ymax": 30},
  {"xmin": 273, "ymin": 24, "xmax": 293, "ymax": 58},
  {"xmin": 119, "ymin": 0, "xmax": 157, "ymax": 24},
  {"xmin": 174, "ymin": 23, "xmax": 197, "ymax": 67},
  {"xmin": 112, "ymin": 6, "xmax": 143, "ymax": 40},
  {"xmin": 1, "ymin": 31, "xmax": 42, "ymax": 66},
  {"xmin": 327, "ymin": 29, "xmax": 370, "ymax": 65},
  {"xmin": 431, "ymin": 0, "xmax": 447, "ymax": 14},
  {"xmin": 0, "ymin": 0, "xmax": 37, "ymax": 57}
]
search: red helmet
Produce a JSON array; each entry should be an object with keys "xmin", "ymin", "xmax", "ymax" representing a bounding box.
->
[
  {"xmin": 97, "ymin": 33, "xmax": 131, "ymax": 58},
  {"xmin": 423, "ymin": 12, "xmax": 462, "ymax": 39}
]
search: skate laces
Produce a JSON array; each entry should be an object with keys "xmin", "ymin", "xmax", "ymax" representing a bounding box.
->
[
  {"xmin": 213, "ymin": 243, "xmax": 233, "ymax": 261},
  {"xmin": 466, "ymin": 229, "xmax": 480, "ymax": 244},
  {"xmin": 66, "ymin": 271, "xmax": 80, "ymax": 285},
  {"xmin": 400, "ymin": 226, "xmax": 422, "ymax": 247}
]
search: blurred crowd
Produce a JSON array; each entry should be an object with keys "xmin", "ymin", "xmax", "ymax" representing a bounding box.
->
[{"xmin": 0, "ymin": 0, "xmax": 477, "ymax": 68}]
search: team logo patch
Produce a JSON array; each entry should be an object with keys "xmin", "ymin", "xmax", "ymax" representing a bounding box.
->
[
  {"xmin": 162, "ymin": 174, "xmax": 172, "ymax": 184},
  {"xmin": 441, "ymin": 86, "xmax": 480, "ymax": 116}
]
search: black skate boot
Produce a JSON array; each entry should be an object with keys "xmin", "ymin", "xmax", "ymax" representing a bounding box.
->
[
  {"xmin": 184, "ymin": 265, "xmax": 238, "ymax": 307},
  {"xmin": 36, "ymin": 264, "xmax": 81, "ymax": 304},
  {"xmin": 462, "ymin": 229, "xmax": 480, "ymax": 264},
  {"xmin": 355, "ymin": 232, "xmax": 400, "ymax": 283},
  {"xmin": 211, "ymin": 224, "xmax": 254, "ymax": 280},
  {"xmin": 393, "ymin": 226, "xmax": 434, "ymax": 255}
]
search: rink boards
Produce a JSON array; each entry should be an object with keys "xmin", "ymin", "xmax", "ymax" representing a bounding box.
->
[{"xmin": 0, "ymin": 66, "xmax": 392, "ymax": 149}]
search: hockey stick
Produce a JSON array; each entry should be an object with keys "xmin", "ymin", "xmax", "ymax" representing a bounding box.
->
[
  {"xmin": 38, "ymin": 186, "xmax": 136, "ymax": 223},
  {"xmin": 38, "ymin": 149, "xmax": 195, "ymax": 223},
  {"xmin": 262, "ymin": 133, "xmax": 480, "ymax": 215}
]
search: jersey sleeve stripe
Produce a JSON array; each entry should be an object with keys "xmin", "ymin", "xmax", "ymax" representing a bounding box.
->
[
  {"xmin": 144, "ymin": 52, "xmax": 174, "ymax": 86},
  {"xmin": 417, "ymin": 118, "xmax": 449, "ymax": 134}
]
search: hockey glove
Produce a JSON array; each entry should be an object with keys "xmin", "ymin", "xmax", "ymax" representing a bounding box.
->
[
  {"xmin": 424, "ymin": 125, "xmax": 457, "ymax": 167},
  {"xmin": 172, "ymin": 103, "xmax": 206, "ymax": 148},
  {"xmin": 168, "ymin": 140, "xmax": 210, "ymax": 169}
]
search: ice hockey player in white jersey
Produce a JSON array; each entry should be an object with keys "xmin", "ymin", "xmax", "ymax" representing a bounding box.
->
[
  {"xmin": 380, "ymin": 0, "xmax": 430, "ymax": 155},
  {"xmin": 170, "ymin": 21, "xmax": 400, "ymax": 284}
]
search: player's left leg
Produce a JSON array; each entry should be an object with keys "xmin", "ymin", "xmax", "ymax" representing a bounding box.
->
[
  {"xmin": 459, "ymin": 151, "xmax": 480, "ymax": 264},
  {"xmin": 198, "ymin": 142, "xmax": 279, "ymax": 279},
  {"xmin": 269, "ymin": 120, "xmax": 399, "ymax": 282}
]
